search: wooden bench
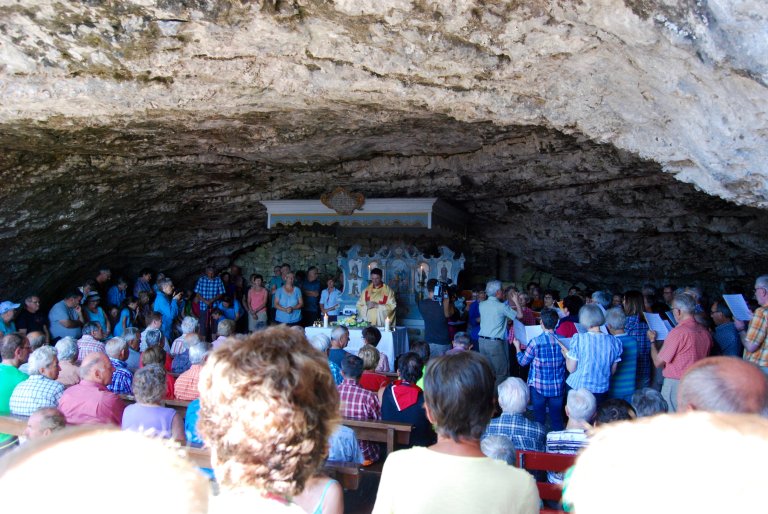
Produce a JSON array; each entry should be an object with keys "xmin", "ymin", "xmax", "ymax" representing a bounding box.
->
[
  {"xmin": 517, "ymin": 450, "xmax": 577, "ymax": 513},
  {"xmin": 119, "ymin": 395, "xmax": 191, "ymax": 418},
  {"xmin": 341, "ymin": 418, "xmax": 411, "ymax": 457},
  {"xmin": 0, "ymin": 414, "xmax": 27, "ymax": 436},
  {"xmin": 0, "ymin": 414, "xmax": 360, "ymax": 490}
]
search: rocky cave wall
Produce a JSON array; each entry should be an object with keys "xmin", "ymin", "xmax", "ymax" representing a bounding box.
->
[{"xmin": 0, "ymin": 0, "xmax": 767, "ymax": 300}]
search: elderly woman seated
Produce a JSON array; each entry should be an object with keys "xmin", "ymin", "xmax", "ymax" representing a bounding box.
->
[
  {"xmin": 211, "ymin": 319, "xmax": 235, "ymax": 350},
  {"xmin": 122, "ymin": 364, "xmax": 185, "ymax": 442},
  {"xmin": 198, "ymin": 325, "xmax": 340, "ymax": 513},
  {"xmin": 378, "ymin": 352, "xmax": 435, "ymax": 447},
  {"xmin": 358, "ymin": 344, "xmax": 390, "ymax": 393},
  {"xmin": 561, "ymin": 304, "xmax": 623, "ymax": 404},
  {"xmin": 373, "ymin": 352, "xmax": 539, "ymax": 514},
  {"xmin": 170, "ymin": 316, "xmax": 201, "ymax": 374},
  {"xmin": 54, "ymin": 337, "xmax": 80, "ymax": 387}
]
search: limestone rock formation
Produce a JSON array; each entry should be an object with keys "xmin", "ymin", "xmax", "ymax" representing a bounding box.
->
[{"xmin": 0, "ymin": 0, "xmax": 766, "ymax": 297}]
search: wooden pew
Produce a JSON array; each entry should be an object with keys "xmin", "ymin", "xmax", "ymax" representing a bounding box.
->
[
  {"xmin": 0, "ymin": 414, "xmax": 360, "ymax": 490},
  {"xmin": 119, "ymin": 395, "xmax": 191, "ymax": 418},
  {"xmin": 0, "ymin": 414, "xmax": 27, "ymax": 436},
  {"xmin": 517, "ymin": 449, "xmax": 577, "ymax": 513},
  {"xmin": 341, "ymin": 418, "xmax": 412, "ymax": 458}
]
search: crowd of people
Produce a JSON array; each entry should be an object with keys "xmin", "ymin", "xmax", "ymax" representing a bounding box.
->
[{"xmin": 1, "ymin": 264, "xmax": 768, "ymax": 513}]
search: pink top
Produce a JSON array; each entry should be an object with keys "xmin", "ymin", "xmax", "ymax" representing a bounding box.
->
[
  {"xmin": 658, "ymin": 318, "xmax": 713, "ymax": 379},
  {"xmin": 248, "ymin": 288, "xmax": 268, "ymax": 313},
  {"xmin": 58, "ymin": 380, "xmax": 126, "ymax": 426}
]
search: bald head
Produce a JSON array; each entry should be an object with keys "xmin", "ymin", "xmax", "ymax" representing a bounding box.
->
[
  {"xmin": 79, "ymin": 352, "xmax": 113, "ymax": 386},
  {"xmin": 679, "ymin": 357, "xmax": 768, "ymax": 415},
  {"xmin": 24, "ymin": 408, "xmax": 66, "ymax": 441}
]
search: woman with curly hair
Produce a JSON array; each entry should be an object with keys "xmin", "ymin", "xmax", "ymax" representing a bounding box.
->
[{"xmin": 198, "ymin": 325, "xmax": 340, "ymax": 513}]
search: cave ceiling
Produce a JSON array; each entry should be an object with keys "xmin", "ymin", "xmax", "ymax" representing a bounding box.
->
[{"xmin": 0, "ymin": 0, "xmax": 766, "ymax": 298}]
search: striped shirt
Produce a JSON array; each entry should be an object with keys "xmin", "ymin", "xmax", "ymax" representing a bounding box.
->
[
  {"xmin": 565, "ymin": 332, "xmax": 623, "ymax": 394},
  {"xmin": 517, "ymin": 332, "xmax": 565, "ymax": 397},
  {"xmin": 745, "ymin": 306, "xmax": 768, "ymax": 367},
  {"xmin": 174, "ymin": 364, "xmax": 202, "ymax": 401},
  {"xmin": 625, "ymin": 315, "xmax": 651, "ymax": 389},
  {"xmin": 608, "ymin": 334, "xmax": 638, "ymax": 401},
  {"xmin": 546, "ymin": 429, "xmax": 588, "ymax": 483},
  {"xmin": 9, "ymin": 375, "xmax": 65, "ymax": 416}
]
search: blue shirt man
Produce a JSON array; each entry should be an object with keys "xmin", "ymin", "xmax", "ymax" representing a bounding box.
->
[{"xmin": 153, "ymin": 279, "xmax": 181, "ymax": 342}]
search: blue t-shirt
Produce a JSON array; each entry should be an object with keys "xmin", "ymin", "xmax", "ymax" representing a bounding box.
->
[
  {"xmin": 86, "ymin": 307, "xmax": 108, "ymax": 335},
  {"xmin": 320, "ymin": 289, "xmax": 343, "ymax": 316},
  {"xmin": 275, "ymin": 287, "xmax": 302, "ymax": 324},
  {"xmin": 302, "ymin": 280, "xmax": 321, "ymax": 313},
  {"xmin": 49, "ymin": 300, "xmax": 82, "ymax": 339},
  {"xmin": 113, "ymin": 308, "xmax": 133, "ymax": 338}
]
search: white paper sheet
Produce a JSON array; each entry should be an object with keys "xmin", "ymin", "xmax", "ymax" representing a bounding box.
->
[
  {"xmin": 723, "ymin": 294, "xmax": 753, "ymax": 322},
  {"xmin": 644, "ymin": 312, "xmax": 670, "ymax": 340}
]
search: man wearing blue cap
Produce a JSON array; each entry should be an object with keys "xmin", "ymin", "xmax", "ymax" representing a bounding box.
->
[{"xmin": 0, "ymin": 301, "xmax": 20, "ymax": 336}]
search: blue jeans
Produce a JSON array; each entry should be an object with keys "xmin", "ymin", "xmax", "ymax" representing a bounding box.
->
[{"xmin": 531, "ymin": 387, "xmax": 564, "ymax": 431}]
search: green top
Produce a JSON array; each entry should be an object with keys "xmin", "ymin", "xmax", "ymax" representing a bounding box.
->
[{"xmin": 0, "ymin": 363, "xmax": 28, "ymax": 443}]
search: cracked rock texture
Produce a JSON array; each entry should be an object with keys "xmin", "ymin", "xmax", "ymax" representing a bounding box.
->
[{"xmin": 0, "ymin": 0, "xmax": 766, "ymax": 298}]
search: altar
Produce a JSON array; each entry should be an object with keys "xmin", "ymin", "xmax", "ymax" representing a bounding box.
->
[{"xmin": 304, "ymin": 326, "xmax": 409, "ymax": 368}]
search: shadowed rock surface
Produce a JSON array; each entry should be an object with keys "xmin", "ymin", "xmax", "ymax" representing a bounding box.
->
[{"xmin": 0, "ymin": 0, "xmax": 766, "ymax": 297}]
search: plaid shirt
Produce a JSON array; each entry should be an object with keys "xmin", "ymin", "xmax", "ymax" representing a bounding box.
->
[
  {"xmin": 9, "ymin": 375, "xmax": 65, "ymax": 416},
  {"xmin": 517, "ymin": 332, "xmax": 565, "ymax": 397},
  {"xmin": 194, "ymin": 276, "xmax": 225, "ymax": 312},
  {"xmin": 174, "ymin": 364, "xmax": 202, "ymax": 401},
  {"xmin": 745, "ymin": 306, "xmax": 768, "ymax": 367},
  {"xmin": 77, "ymin": 335, "xmax": 106, "ymax": 362},
  {"xmin": 108, "ymin": 358, "xmax": 133, "ymax": 395},
  {"xmin": 338, "ymin": 379, "xmax": 381, "ymax": 462},
  {"xmin": 625, "ymin": 315, "xmax": 651, "ymax": 389},
  {"xmin": 483, "ymin": 412, "xmax": 546, "ymax": 452}
]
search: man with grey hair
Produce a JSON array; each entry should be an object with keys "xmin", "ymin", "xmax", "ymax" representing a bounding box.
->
[
  {"xmin": 631, "ymin": 387, "xmax": 668, "ymax": 417},
  {"xmin": 483, "ymin": 377, "xmax": 546, "ymax": 451},
  {"xmin": 328, "ymin": 325, "xmax": 351, "ymax": 368},
  {"xmin": 211, "ymin": 318, "xmax": 235, "ymax": 350},
  {"xmin": 309, "ymin": 333, "xmax": 343, "ymax": 385},
  {"xmin": 481, "ymin": 434, "xmax": 517, "ymax": 465},
  {"xmin": 123, "ymin": 327, "xmax": 141, "ymax": 372},
  {"xmin": 58, "ymin": 352, "xmax": 125, "ymax": 425},
  {"xmin": 478, "ymin": 280, "xmax": 523, "ymax": 386},
  {"xmin": 590, "ymin": 291, "xmax": 612, "ymax": 313},
  {"xmin": 677, "ymin": 356, "xmax": 768, "ymax": 415},
  {"xmin": 736, "ymin": 274, "xmax": 768, "ymax": 375},
  {"xmin": 546, "ymin": 388, "xmax": 597, "ymax": 484},
  {"xmin": 174, "ymin": 342, "xmax": 208, "ymax": 401},
  {"xmin": 24, "ymin": 407, "xmax": 66, "ymax": 441},
  {"xmin": 649, "ymin": 293, "xmax": 712, "ymax": 411},
  {"xmin": 605, "ymin": 307, "xmax": 638, "ymax": 402},
  {"xmin": 18, "ymin": 331, "xmax": 48, "ymax": 374},
  {"xmin": 55, "ymin": 337, "xmax": 80, "ymax": 387},
  {"xmin": 153, "ymin": 277, "xmax": 183, "ymax": 342},
  {"xmin": 77, "ymin": 322, "xmax": 105, "ymax": 362},
  {"xmin": 106, "ymin": 337, "xmax": 132, "ymax": 395},
  {"xmin": 10, "ymin": 346, "xmax": 64, "ymax": 416}
]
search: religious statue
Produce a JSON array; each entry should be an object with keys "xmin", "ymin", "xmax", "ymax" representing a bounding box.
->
[{"xmin": 356, "ymin": 267, "xmax": 396, "ymax": 327}]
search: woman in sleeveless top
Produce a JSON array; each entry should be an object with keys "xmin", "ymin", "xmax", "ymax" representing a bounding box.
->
[
  {"xmin": 294, "ymin": 475, "xmax": 342, "ymax": 514},
  {"xmin": 121, "ymin": 364, "xmax": 185, "ymax": 442}
]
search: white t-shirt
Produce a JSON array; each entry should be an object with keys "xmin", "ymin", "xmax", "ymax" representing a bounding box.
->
[{"xmin": 372, "ymin": 446, "xmax": 539, "ymax": 514}]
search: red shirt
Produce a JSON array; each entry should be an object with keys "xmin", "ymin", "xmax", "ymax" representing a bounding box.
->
[
  {"xmin": 359, "ymin": 371, "xmax": 390, "ymax": 393},
  {"xmin": 658, "ymin": 317, "xmax": 712, "ymax": 379},
  {"xmin": 58, "ymin": 380, "xmax": 125, "ymax": 426}
]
